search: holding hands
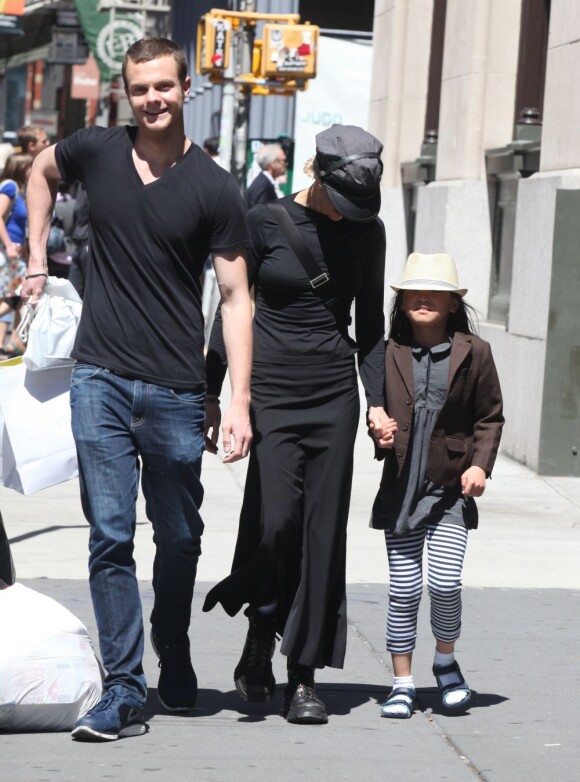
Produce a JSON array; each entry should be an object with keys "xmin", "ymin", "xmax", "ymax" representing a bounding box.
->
[{"xmin": 368, "ymin": 406, "xmax": 397, "ymax": 449}]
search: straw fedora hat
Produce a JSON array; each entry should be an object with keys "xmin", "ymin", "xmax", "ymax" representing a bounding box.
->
[{"xmin": 391, "ymin": 253, "xmax": 467, "ymax": 297}]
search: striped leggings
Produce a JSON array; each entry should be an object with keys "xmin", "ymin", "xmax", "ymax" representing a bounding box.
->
[{"xmin": 384, "ymin": 522, "xmax": 468, "ymax": 654}]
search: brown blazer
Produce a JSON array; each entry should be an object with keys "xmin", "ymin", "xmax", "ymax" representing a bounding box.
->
[{"xmin": 377, "ymin": 332, "xmax": 504, "ymax": 489}]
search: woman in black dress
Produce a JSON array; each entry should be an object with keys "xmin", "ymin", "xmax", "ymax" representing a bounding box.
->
[{"xmin": 203, "ymin": 125, "xmax": 395, "ymax": 724}]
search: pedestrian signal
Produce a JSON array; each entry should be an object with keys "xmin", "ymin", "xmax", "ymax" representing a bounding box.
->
[
  {"xmin": 261, "ymin": 23, "xmax": 318, "ymax": 80},
  {"xmin": 196, "ymin": 14, "xmax": 232, "ymax": 75}
]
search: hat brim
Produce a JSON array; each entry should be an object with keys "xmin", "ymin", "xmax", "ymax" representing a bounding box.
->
[
  {"xmin": 323, "ymin": 183, "xmax": 381, "ymax": 222},
  {"xmin": 391, "ymin": 281, "xmax": 467, "ymax": 297}
]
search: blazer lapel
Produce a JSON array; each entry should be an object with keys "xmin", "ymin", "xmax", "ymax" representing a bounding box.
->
[
  {"xmin": 447, "ymin": 333, "xmax": 472, "ymax": 389},
  {"xmin": 392, "ymin": 342, "xmax": 414, "ymax": 399}
]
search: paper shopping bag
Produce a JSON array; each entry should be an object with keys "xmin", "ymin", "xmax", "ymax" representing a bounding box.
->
[{"xmin": 0, "ymin": 360, "xmax": 78, "ymax": 494}]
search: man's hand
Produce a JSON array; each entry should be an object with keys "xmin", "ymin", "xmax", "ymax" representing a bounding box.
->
[
  {"xmin": 220, "ymin": 399, "xmax": 252, "ymax": 463},
  {"xmin": 368, "ymin": 406, "xmax": 397, "ymax": 449},
  {"xmin": 204, "ymin": 396, "xmax": 221, "ymax": 454},
  {"xmin": 20, "ymin": 272, "xmax": 48, "ymax": 303},
  {"xmin": 461, "ymin": 466, "xmax": 486, "ymax": 497}
]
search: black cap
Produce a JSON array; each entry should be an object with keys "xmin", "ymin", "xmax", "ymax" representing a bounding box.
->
[{"xmin": 313, "ymin": 124, "xmax": 383, "ymax": 222}]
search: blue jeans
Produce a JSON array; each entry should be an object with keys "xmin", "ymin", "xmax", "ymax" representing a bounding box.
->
[{"xmin": 70, "ymin": 364, "xmax": 206, "ymax": 700}]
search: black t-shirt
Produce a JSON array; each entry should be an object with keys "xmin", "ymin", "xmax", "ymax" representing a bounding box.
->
[
  {"xmin": 208, "ymin": 196, "xmax": 386, "ymax": 406},
  {"xmin": 56, "ymin": 126, "xmax": 251, "ymax": 389}
]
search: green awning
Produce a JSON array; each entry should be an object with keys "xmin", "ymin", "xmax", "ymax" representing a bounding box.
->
[{"xmin": 73, "ymin": 0, "xmax": 143, "ymax": 80}]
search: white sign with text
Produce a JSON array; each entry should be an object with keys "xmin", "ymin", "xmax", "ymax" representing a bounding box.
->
[{"xmin": 292, "ymin": 36, "xmax": 373, "ymax": 192}]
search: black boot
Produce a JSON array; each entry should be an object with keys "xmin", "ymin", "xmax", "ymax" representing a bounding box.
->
[
  {"xmin": 151, "ymin": 630, "xmax": 198, "ymax": 713},
  {"xmin": 234, "ymin": 607, "xmax": 277, "ymax": 702},
  {"xmin": 283, "ymin": 660, "xmax": 328, "ymax": 724}
]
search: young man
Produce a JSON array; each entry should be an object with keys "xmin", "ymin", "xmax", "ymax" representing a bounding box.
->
[{"xmin": 21, "ymin": 38, "xmax": 253, "ymax": 742}]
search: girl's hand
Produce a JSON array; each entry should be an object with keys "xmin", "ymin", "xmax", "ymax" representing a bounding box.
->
[
  {"xmin": 461, "ymin": 466, "xmax": 486, "ymax": 497},
  {"xmin": 368, "ymin": 406, "xmax": 397, "ymax": 449}
]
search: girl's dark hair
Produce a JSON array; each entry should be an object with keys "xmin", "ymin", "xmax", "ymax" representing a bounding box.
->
[{"xmin": 388, "ymin": 291, "xmax": 478, "ymax": 344}]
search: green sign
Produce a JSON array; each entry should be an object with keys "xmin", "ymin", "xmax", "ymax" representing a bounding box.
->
[{"xmin": 73, "ymin": 0, "xmax": 142, "ymax": 80}]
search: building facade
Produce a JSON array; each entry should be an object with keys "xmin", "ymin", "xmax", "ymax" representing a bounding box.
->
[{"xmin": 369, "ymin": 0, "xmax": 580, "ymax": 475}]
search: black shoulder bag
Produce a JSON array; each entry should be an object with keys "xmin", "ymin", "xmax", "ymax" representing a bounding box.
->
[{"xmin": 266, "ymin": 201, "xmax": 351, "ymax": 328}]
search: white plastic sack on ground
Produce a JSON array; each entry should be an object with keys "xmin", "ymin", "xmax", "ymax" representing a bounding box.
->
[
  {"xmin": 19, "ymin": 277, "xmax": 82, "ymax": 372},
  {"xmin": 0, "ymin": 583, "xmax": 102, "ymax": 732}
]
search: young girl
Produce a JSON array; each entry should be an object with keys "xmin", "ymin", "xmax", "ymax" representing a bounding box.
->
[{"xmin": 370, "ymin": 252, "xmax": 503, "ymax": 719}]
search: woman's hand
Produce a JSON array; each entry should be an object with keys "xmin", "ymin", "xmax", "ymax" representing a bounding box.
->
[
  {"xmin": 5, "ymin": 242, "xmax": 20, "ymax": 261},
  {"xmin": 461, "ymin": 466, "xmax": 486, "ymax": 497},
  {"xmin": 368, "ymin": 406, "xmax": 397, "ymax": 448}
]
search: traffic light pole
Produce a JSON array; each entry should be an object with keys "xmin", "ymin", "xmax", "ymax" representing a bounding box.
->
[
  {"xmin": 200, "ymin": 5, "xmax": 317, "ymax": 190},
  {"xmin": 230, "ymin": 0, "xmax": 255, "ymax": 190}
]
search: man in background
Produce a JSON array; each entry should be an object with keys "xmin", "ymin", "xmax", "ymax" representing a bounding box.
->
[
  {"xmin": 245, "ymin": 143, "xmax": 287, "ymax": 209},
  {"xmin": 17, "ymin": 125, "xmax": 50, "ymax": 159}
]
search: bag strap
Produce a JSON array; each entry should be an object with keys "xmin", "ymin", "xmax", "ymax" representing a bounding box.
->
[{"xmin": 266, "ymin": 201, "xmax": 349, "ymax": 326}]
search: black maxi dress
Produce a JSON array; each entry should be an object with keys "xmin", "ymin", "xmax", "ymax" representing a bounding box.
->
[{"xmin": 203, "ymin": 196, "xmax": 386, "ymax": 669}]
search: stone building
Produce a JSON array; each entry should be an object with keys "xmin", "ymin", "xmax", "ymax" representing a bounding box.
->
[{"xmin": 369, "ymin": 0, "xmax": 580, "ymax": 475}]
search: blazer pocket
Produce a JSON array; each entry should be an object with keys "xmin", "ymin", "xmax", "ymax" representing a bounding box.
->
[{"xmin": 446, "ymin": 436, "xmax": 466, "ymax": 453}]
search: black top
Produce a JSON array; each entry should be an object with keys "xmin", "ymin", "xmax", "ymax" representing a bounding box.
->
[
  {"xmin": 245, "ymin": 171, "xmax": 277, "ymax": 209},
  {"xmin": 56, "ymin": 126, "xmax": 251, "ymax": 389},
  {"xmin": 207, "ymin": 195, "xmax": 386, "ymax": 406}
]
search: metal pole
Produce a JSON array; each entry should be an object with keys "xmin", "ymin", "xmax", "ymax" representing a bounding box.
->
[{"xmin": 230, "ymin": 0, "xmax": 255, "ymax": 190}]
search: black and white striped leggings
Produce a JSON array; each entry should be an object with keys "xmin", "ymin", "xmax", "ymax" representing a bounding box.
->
[{"xmin": 384, "ymin": 522, "xmax": 468, "ymax": 654}]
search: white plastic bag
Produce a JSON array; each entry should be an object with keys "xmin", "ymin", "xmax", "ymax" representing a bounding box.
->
[
  {"xmin": 18, "ymin": 277, "xmax": 82, "ymax": 372},
  {"xmin": 0, "ymin": 583, "xmax": 103, "ymax": 732},
  {"xmin": 0, "ymin": 359, "xmax": 77, "ymax": 494}
]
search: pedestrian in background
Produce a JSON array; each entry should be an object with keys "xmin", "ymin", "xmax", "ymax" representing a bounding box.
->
[
  {"xmin": 244, "ymin": 143, "xmax": 287, "ymax": 208},
  {"xmin": 204, "ymin": 125, "xmax": 396, "ymax": 725},
  {"xmin": 371, "ymin": 253, "xmax": 503, "ymax": 719},
  {"xmin": 0, "ymin": 152, "xmax": 32, "ymax": 358},
  {"xmin": 17, "ymin": 125, "xmax": 50, "ymax": 159},
  {"xmin": 22, "ymin": 37, "xmax": 253, "ymax": 742}
]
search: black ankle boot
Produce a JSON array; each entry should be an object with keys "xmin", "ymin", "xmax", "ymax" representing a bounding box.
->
[
  {"xmin": 234, "ymin": 607, "xmax": 277, "ymax": 702},
  {"xmin": 283, "ymin": 660, "xmax": 328, "ymax": 724}
]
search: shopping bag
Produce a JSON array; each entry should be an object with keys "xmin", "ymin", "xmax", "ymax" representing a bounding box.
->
[
  {"xmin": 0, "ymin": 359, "xmax": 77, "ymax": 494},
  {"xmin": 18, "ymin": 276, "xmax": 82, "ymax": 372}
]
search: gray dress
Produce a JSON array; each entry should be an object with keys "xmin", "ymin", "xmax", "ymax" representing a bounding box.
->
[{"xmin": 371, "ymin": 340, "xmax": 478, "ymax": 536}]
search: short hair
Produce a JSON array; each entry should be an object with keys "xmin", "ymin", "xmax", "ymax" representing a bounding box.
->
[
  {"xmin": 2, "ymin": 153, "xmax": 33, "ymax": 187},
  {"xmin": 204, "ymin": 136, "xmax": 220, "ymax": 156},
  {"xmin": 122, "ymin": 36, "xmax": 188, "ymax": 89},
  {"xmin": 256, "ymin": 144, "xmax": 284, "ymax": 171},
  {"xmin": 17, "ymin": 125, "xmax": 45, "ymax": 151}
]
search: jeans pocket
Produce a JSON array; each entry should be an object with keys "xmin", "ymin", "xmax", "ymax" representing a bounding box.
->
[
  {"xmin": 71, "ymin": 363, "xmax": 102, "ymax": 387},
  {"xmin": 168, "ymin": 388, "xmax": 205, "ymax": 405}
]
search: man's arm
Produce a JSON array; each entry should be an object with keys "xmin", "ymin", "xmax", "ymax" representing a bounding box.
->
[
  {"xmin": 20, "ymin": 145, "xmax": 61, "ymax": 300},
  {"xmin": 212, "ymin": 250, "xmax": 253, "ymax": 463}
]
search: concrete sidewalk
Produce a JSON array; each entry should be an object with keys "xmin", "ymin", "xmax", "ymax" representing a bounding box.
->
[{"xmin": 1, "ymin": 407, "xmax": 580, "ymax": 781}]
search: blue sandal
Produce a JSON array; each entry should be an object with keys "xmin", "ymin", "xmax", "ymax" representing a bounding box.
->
[
  {"xmin": 432, "ymin": 661, "xmax": 471, "ymax": 711},
  {"xmin": 380, "ymin": 687, "xmax": 416, "ymax": 719}
]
